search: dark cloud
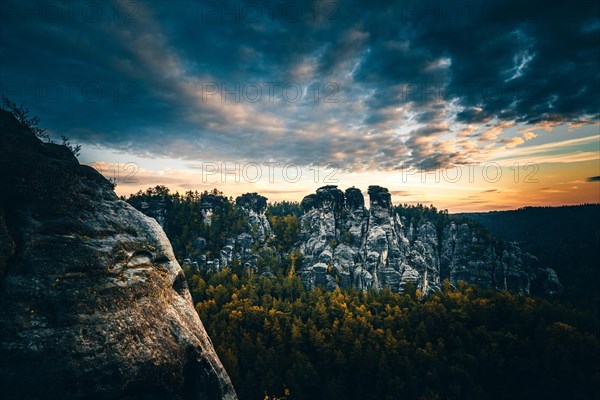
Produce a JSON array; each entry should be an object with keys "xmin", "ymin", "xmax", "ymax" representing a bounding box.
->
[
  {"xmin": 586, "ymin": 176, "xmax": 600, "ymax": 182},
  {"xmin": 0, "ymin": 0, "xmax": 598, "ymax": 170}
]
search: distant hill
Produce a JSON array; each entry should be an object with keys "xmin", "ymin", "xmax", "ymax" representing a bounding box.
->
[{"xmin": 458, "ymin": 204, "xmax": 600, "ymax": 316}]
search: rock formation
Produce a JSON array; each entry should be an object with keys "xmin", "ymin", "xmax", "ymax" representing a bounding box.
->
[
  {"xmin": 236, "ymin": 193, "xmax": 271, "ymax": 240},
  {"xmin": 178, "ymin": 193, "xmax": 275, "ymax": 274},
  {"xmin": 298, "ymin": 185, "xmax": 562, "ymax": 296},
  {"xmin": 131, "ymin": 179, "xmax": 562, "ymax": 299},
  {"xmin": 200, "ymin": 194, "xmax": 227, "ymax": 226},
  {"xmin": 0, "ymin": 109, "xmax": 236, "ymax": 399},
  {"xmin": 139, "ymin": 199, "xmax": 169, "ymax": 228}
]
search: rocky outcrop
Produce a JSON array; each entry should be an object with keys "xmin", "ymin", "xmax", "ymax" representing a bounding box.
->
[
  {"xmin": 298, "ymin": 185, "xmax": 562, "ymax": 296},
  {"xmin": 179, "ymin": 193, "xmax": 275, "ymax": 274},
  {"xmin": 236, "ymin": 193, "xmax": 271, "ymax": 240},
  {"xmin": 200, "ymin": 195, "xmax": 227, "ymax": 226},
  {"xmin": 129, "ymin": 179, "xmax": 562, "ymax": 298},
  {"xmin": 214, "ymin": 194, "xmax": 276, "ymax": 273},
  {"xmin": 0, "ymin": 110, "xmax": 236, "ymax": 399},
  {"xmin": 139, "ymin": 198, "xmax": 169, "ymax": 228}
]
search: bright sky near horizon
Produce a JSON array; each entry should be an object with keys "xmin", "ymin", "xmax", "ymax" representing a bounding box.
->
[{"xmin": 1, "ymin": 0, "xmax": 598, "ymax": 211}]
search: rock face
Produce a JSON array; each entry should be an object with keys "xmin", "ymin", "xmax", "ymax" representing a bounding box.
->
[
  {"xmin": 139, "ymin": 198, "xmax": 170, "ymax": 228},
  {"xmin": 236, "ymin": 193, "xmax": 271, "ymax": 240},
  {"xmin": 0, "ymin": 110, "xmax": 236, "ymax": 399},
  {"xmin": 299, "ymin": 185, "xmax": 562, "ymax": 296},
  {"xmin": 130, "ymin": 181, "xmax": 562, "ymax": 299},
  {"xmin": 200, "ymin": 195, "xmax": 227, "ymax": 226},
  {"xmin": 176, "ymin": 193, "xmax": 275, "ymax": 275}
]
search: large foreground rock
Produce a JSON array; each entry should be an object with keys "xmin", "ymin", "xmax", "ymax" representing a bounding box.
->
[{"xmin": 0, "ymin": 109, "xmax": 236, "ymax": 399}]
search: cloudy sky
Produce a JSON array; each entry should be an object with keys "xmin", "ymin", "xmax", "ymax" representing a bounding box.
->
[{"xmin": 1, "ymin": 0, "xmax": 598, "ymax": 211}]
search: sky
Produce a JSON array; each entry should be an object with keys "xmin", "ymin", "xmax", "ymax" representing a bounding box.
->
[{"xmin": 1, "ymin": 0, "xmax": 598, "ymax": 212}]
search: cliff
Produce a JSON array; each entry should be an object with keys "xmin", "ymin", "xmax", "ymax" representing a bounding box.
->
[
  {"xmin": 0, "ymin": 109, "xmax": 236, "ymax": 399},
  {"xmin": 298, "ymin": 185, "xmax": 562, "ymax": 296},
  {"xmin": 168, "ymin": 185, "xmax": 561, "ymax": 297}
]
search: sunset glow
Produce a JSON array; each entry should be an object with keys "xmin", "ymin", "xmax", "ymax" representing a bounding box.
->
[{"xmin": 2, "ymin": 0, "xmax": 598, "ymax": 211}]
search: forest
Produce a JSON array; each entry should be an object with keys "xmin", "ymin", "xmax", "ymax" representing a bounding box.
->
[
  {"xmin": 127, "ymin": 187, "xmax": 600, "ymax": 400},
  {"xmin": 187, "ymin": 267, "xmax": 599, "ymax": 400}
]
